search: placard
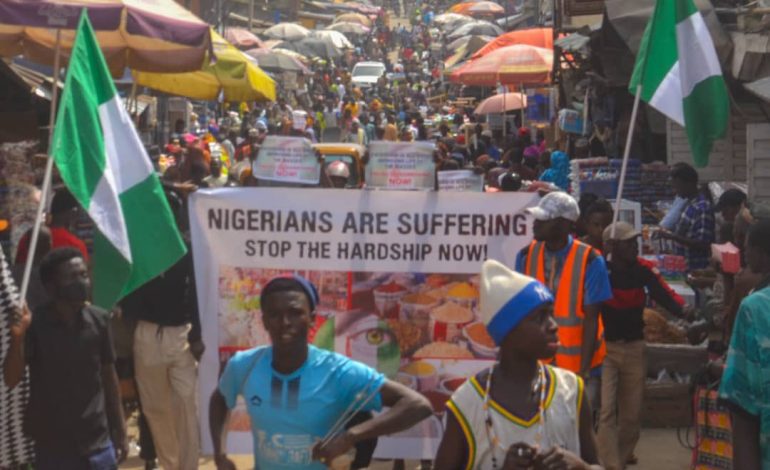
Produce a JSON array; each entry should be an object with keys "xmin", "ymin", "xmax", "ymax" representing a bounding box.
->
[
  {"xmin": 437, "ymin": 170, "xmax": 484, "ymax": 192},
  {"xmin": 252, "ymin": 136, "xmax": 320, "ymax": 185},
  {"xmin": 365, "ymin": 141, "xmax": 436, "ymax": 190}
]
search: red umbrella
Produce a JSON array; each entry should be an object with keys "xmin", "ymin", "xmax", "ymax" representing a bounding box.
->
[
  {"xmin": 472, "ymin": 27, "xmax": 554, "ymax": 59},
  {"xmin": 451, "ymin": 44, "xmax": 553, "ymax": 85},
  {"xmin": 474, "ymin": 92, "xmax": 527, "ymax": 114}
]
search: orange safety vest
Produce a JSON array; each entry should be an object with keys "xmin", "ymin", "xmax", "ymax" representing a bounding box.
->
[{"xmin": 524, "ymin": 239, "xmax": 606, "ymax": 373}]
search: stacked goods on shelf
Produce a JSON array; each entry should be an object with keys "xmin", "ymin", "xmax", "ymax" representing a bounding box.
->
[
  {"xmin": 609, "ymin": 159, "xmax": 642, "ymax": 202},
  {"xmin": 570, "ymin": 157, "xmax": 615, "ymax": 199},
  {"xmin": 640, "ymin": 162, "xmax": 675, "ymax": 224},
  {"xmin": 569, "ymin": 157, "xmax": 642, "ymax": 200},
  {"xmin": 0, "ymin": 141, "xmax": 40, "ymax": 262}
]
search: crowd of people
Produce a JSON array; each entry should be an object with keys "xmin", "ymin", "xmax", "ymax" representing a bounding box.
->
[{"xmin": 1, "ymin": 1, "xmax": 768, "ymax": 470}]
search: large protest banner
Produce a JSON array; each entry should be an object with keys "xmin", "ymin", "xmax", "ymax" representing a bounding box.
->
[{"xmin": 191, "ymin": 188, "xmax": 539, "ymax": 459}]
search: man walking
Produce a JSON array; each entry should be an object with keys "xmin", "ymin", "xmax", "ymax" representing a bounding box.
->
[
  {"xmin": 598, "ymin": 222, "xmax": 687, "ymax": 469},
  {"xmin": 516, "ymin": 192, "xmax": 612, "ymax": 413},
  {"xmin": 3, "ymin": 247, "xmax": 127, "ymax": 469},
  {"xmin": 122, "ymin": 191, "xmax": 203, "ymax": 470},
  {"xmin": 209, "ymin": 275, "xmax": 432, "ymax": 469}
]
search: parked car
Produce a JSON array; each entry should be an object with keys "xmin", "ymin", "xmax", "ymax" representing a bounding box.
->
[{"xmin": 351, "ymin": 61, "xmax": 386, "ymax": 90}]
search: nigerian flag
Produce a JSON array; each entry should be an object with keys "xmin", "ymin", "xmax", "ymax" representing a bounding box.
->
[
  {"xmin": 51, "ymin": 12, "xmax": 186, "ymax": 308},
  {"xmin": 629, "ymin": 0, "xmax": 729, "ymax": 167}
]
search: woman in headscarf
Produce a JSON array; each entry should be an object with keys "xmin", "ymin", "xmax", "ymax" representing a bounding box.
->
[{"xmin": 539, "ymin": 150, "xmax": 571, "ymax": 191}]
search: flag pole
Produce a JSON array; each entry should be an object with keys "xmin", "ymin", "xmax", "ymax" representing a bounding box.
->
[
  {"xmin": 20, "ymin": 28, "xmax": 63, "ymax": 302},
  {"xmin": 611, "ymin": 84, "xmax": 642, "ymax": 240}
]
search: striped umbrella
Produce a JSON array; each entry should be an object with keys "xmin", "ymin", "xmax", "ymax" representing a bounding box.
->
[{"xmin": 0, "ymin": 0, "xmax": 211, "ymax": 75}]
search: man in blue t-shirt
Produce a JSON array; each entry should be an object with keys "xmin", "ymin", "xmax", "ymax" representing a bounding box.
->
[{"xmin": 209, "ymin": 276, "xmax": 432, "ymax": 469}]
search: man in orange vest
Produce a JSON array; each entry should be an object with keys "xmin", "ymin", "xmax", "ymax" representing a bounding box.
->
[{"xmin": 516, "ymin": 192, "xmax": 612, "ymax": 416}]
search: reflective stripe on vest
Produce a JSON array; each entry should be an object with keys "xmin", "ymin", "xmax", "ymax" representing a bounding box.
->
[{"xmin": 524, "ymin": 240, "xmax": 606, "ymax": 372}]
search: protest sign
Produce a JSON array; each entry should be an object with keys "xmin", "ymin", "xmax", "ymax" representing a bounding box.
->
[
  {"xmin": 252, "ymin": 136, "xmax": 320, "ymax": 185},
  {"xmin": 191, "ymin": 188, "xmax": 539, "ymax": 459},
  {"xmin": 437, "ymin": 170, "xmax": 484, "ymax": 192},
  {"xmin": 365, "ymin": 141, "xmax": 436, "ymax": 190}
]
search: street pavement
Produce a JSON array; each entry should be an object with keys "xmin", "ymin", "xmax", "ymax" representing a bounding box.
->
[{"xmin": 120, "ymin": 428, "xmax": 691, "ymax": 469}]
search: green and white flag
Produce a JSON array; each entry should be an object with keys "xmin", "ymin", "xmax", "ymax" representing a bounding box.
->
[
  {"xmin": 51, "ymin": 12, "xmax": 186, "ymax": 308},
  {"xmin": 629, "ymin": 0, "xmax": 729, "ymax": 167}
]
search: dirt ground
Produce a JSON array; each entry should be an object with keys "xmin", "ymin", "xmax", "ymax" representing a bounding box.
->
[{"xmin": 120, "ymin": 427, "xmax": 691, "ymax": 469}]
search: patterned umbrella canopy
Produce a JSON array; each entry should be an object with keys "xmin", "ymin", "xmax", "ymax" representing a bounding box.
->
[
  {"xmin": 311, "ymin": 29, "xmax": 353, "ymax": 50},
  {"xmin": 224, "ymin": 27, "xmax": 265, "ymax": 50},
  {"xmin": 326, "ymin": 21, "xmax": 370, "ymax": 35},
  {"xmin": 451, "ymin": 44, "xmax": 553, "ymax": 85},
  {"xmin": 134, "ymin": 29, "xmax": 275, "ymax": 102},
  {"xmin": 245, "ymin": 48, "xmax": 311, "ymax": 74},
  {"xmin": 334, "ymin": 12, "xmax": 371, "ymax": 26},
  {"xmin": 446, "ymin": 20, "xmax": 502, "ymax": 40},
  {"xmin": 0, "ymin": 0, "xmax": 211, "ymax": 75},
  {"xmin": 474, "ymin": 92, "xmax": 527, "ymax": 114},
  {"xmin": 468, "ymin": 1, "xmax": 504, "ymax": 16},
  {"xmin": 263, "ymin": 23, "xmax": 310, "ymax": 41}
]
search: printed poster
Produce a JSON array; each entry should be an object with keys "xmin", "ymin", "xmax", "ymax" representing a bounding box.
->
[
  {"xmin": 190, "ymin": 188, "xmax": 539, "ymax": 459},
  {"xmin": 252, "ymin": 136, "xmax": 320, "ymax": 185},
  {"xmin": 437, "ymin": 170, "xmax": 484, "ymax": 192},
  {"xmin": 365, "ymin": 141, "xmax": 436, "ymax": 190}
]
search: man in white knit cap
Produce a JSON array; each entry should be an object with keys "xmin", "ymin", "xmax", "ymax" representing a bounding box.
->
[{"xmin": 435, "ymin": 260, "xmax": 601, "ymax": 470}]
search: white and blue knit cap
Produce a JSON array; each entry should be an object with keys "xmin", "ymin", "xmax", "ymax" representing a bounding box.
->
[{"xmin": 480, "ymin": 259, "xmax": 554, "ymax": 346}]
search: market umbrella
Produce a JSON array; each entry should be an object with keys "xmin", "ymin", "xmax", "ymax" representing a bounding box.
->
[
  {"xmin": 468, "ymin": 1, "xmax": 505, "ymax": 16},
  {"xmin": 472, "ymin": 27, "xmax": 554, "ymax": 58},
  {"xmin": 272, "ymin": 48, "xmax": 309, "ymax": 63},
  {"xmin": 277, "ymin": 37, "xmax": 342, "ymax": 59},
  {"xmin": 262, "ymin": 22, "xmax": 310, "ymax": 41},
  {"xmin": 334, "ymin": 12, "xmax": 371, "ymax": 26},
  {"xmin": 474, "ymin": 92, "xmax": 527, "ymax": 114},
  {"xmin": 133, "ymin": 29, "xmax": 275, "ymax": 102},
  {"xmin": 434, "ymin": 12, "xmax": 473, "ymax": 25},
  {"xmin": 327, "ymin": 21, "xmax": 371, "ymax": 35},
  {"xmin": 451, "ymin": 44, "xmax": 553, "ymax": 85},
  {"xmin": 444, "ymin": 35, "xmax": 494, "ymax": 68},
  {"xmin": 447, "ymin": 20, "xmax": 502, "ymax": 40},
  {"xmin": 245, "ymin": 48, "xmax": 311, "ymax": 74},
  {"xmin": 311, "ymin": 29, "xmax": 354, "ymax": 49},
  {"xmin": 0, "ymin": 0, "xmax": 211, "ymax": 75},
  {"xmin": 447, "ymin": 35, "xmax": 494, "ymax": 54},
  {"xmin": 449, "ymin": 2, "xmax": 475, "ymax": 14},
  {"xmin": 224, "ymin": 27, "xmax": 266, "ymax": 50}
]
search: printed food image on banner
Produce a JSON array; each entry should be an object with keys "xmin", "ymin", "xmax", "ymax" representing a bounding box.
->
[{"xmin": 217, "ymin": 266, "xmax": 494, "ymax": 436}]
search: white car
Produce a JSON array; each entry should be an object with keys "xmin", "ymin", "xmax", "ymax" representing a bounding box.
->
[{"xmin": 351, "ymin": 61, "xmax": 386, "ymax": 89}]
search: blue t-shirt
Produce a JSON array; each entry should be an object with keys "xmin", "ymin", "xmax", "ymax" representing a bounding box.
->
[
  {"xmin": 515, "ymin": 236, "xmax": 612, "ymax": 306},
  {"xmin": 219, "ymin": 345, "xmax": 385, "ymax": 469}
]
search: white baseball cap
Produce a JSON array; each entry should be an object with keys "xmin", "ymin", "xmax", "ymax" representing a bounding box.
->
[
  {"xmin": 480, "ymin": 260, "xmax": 553, "ymax": 346},
  {"xmin": 525, "ymin": 192, "xmax": 580, "ymax": 222}
]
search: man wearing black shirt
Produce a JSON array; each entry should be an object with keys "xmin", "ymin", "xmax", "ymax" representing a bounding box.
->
[
  {"xmin": 597, "ymin": 222, "xmax": 686, "ymax": 470},
  {"xmin": 3, "ymin": 247, "xmax": 127, "ymax": 469}
]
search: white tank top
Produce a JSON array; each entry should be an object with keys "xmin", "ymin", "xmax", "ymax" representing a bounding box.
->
[{"xmin": 447, "ymin": 365, "xmax": 583, "ymax": 470}]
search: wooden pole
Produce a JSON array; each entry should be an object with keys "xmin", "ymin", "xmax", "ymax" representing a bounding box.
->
[{"xmin": 20, "ymin": 29, "xmax": 62, "ymax": 301}]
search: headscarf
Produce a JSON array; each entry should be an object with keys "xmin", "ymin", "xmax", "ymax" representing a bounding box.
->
[{"xmin": 539, "ymin": 150, "xmax": 570, "ymax": 191}]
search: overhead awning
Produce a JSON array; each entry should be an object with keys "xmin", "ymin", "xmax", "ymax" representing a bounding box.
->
[
  {"xmin": 745, "ymin": 76, "xmax": 770, "ymax": 103},
  {"xmin": 604, "ymin": 0, "xmax": 732, "ymax": 64}
]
